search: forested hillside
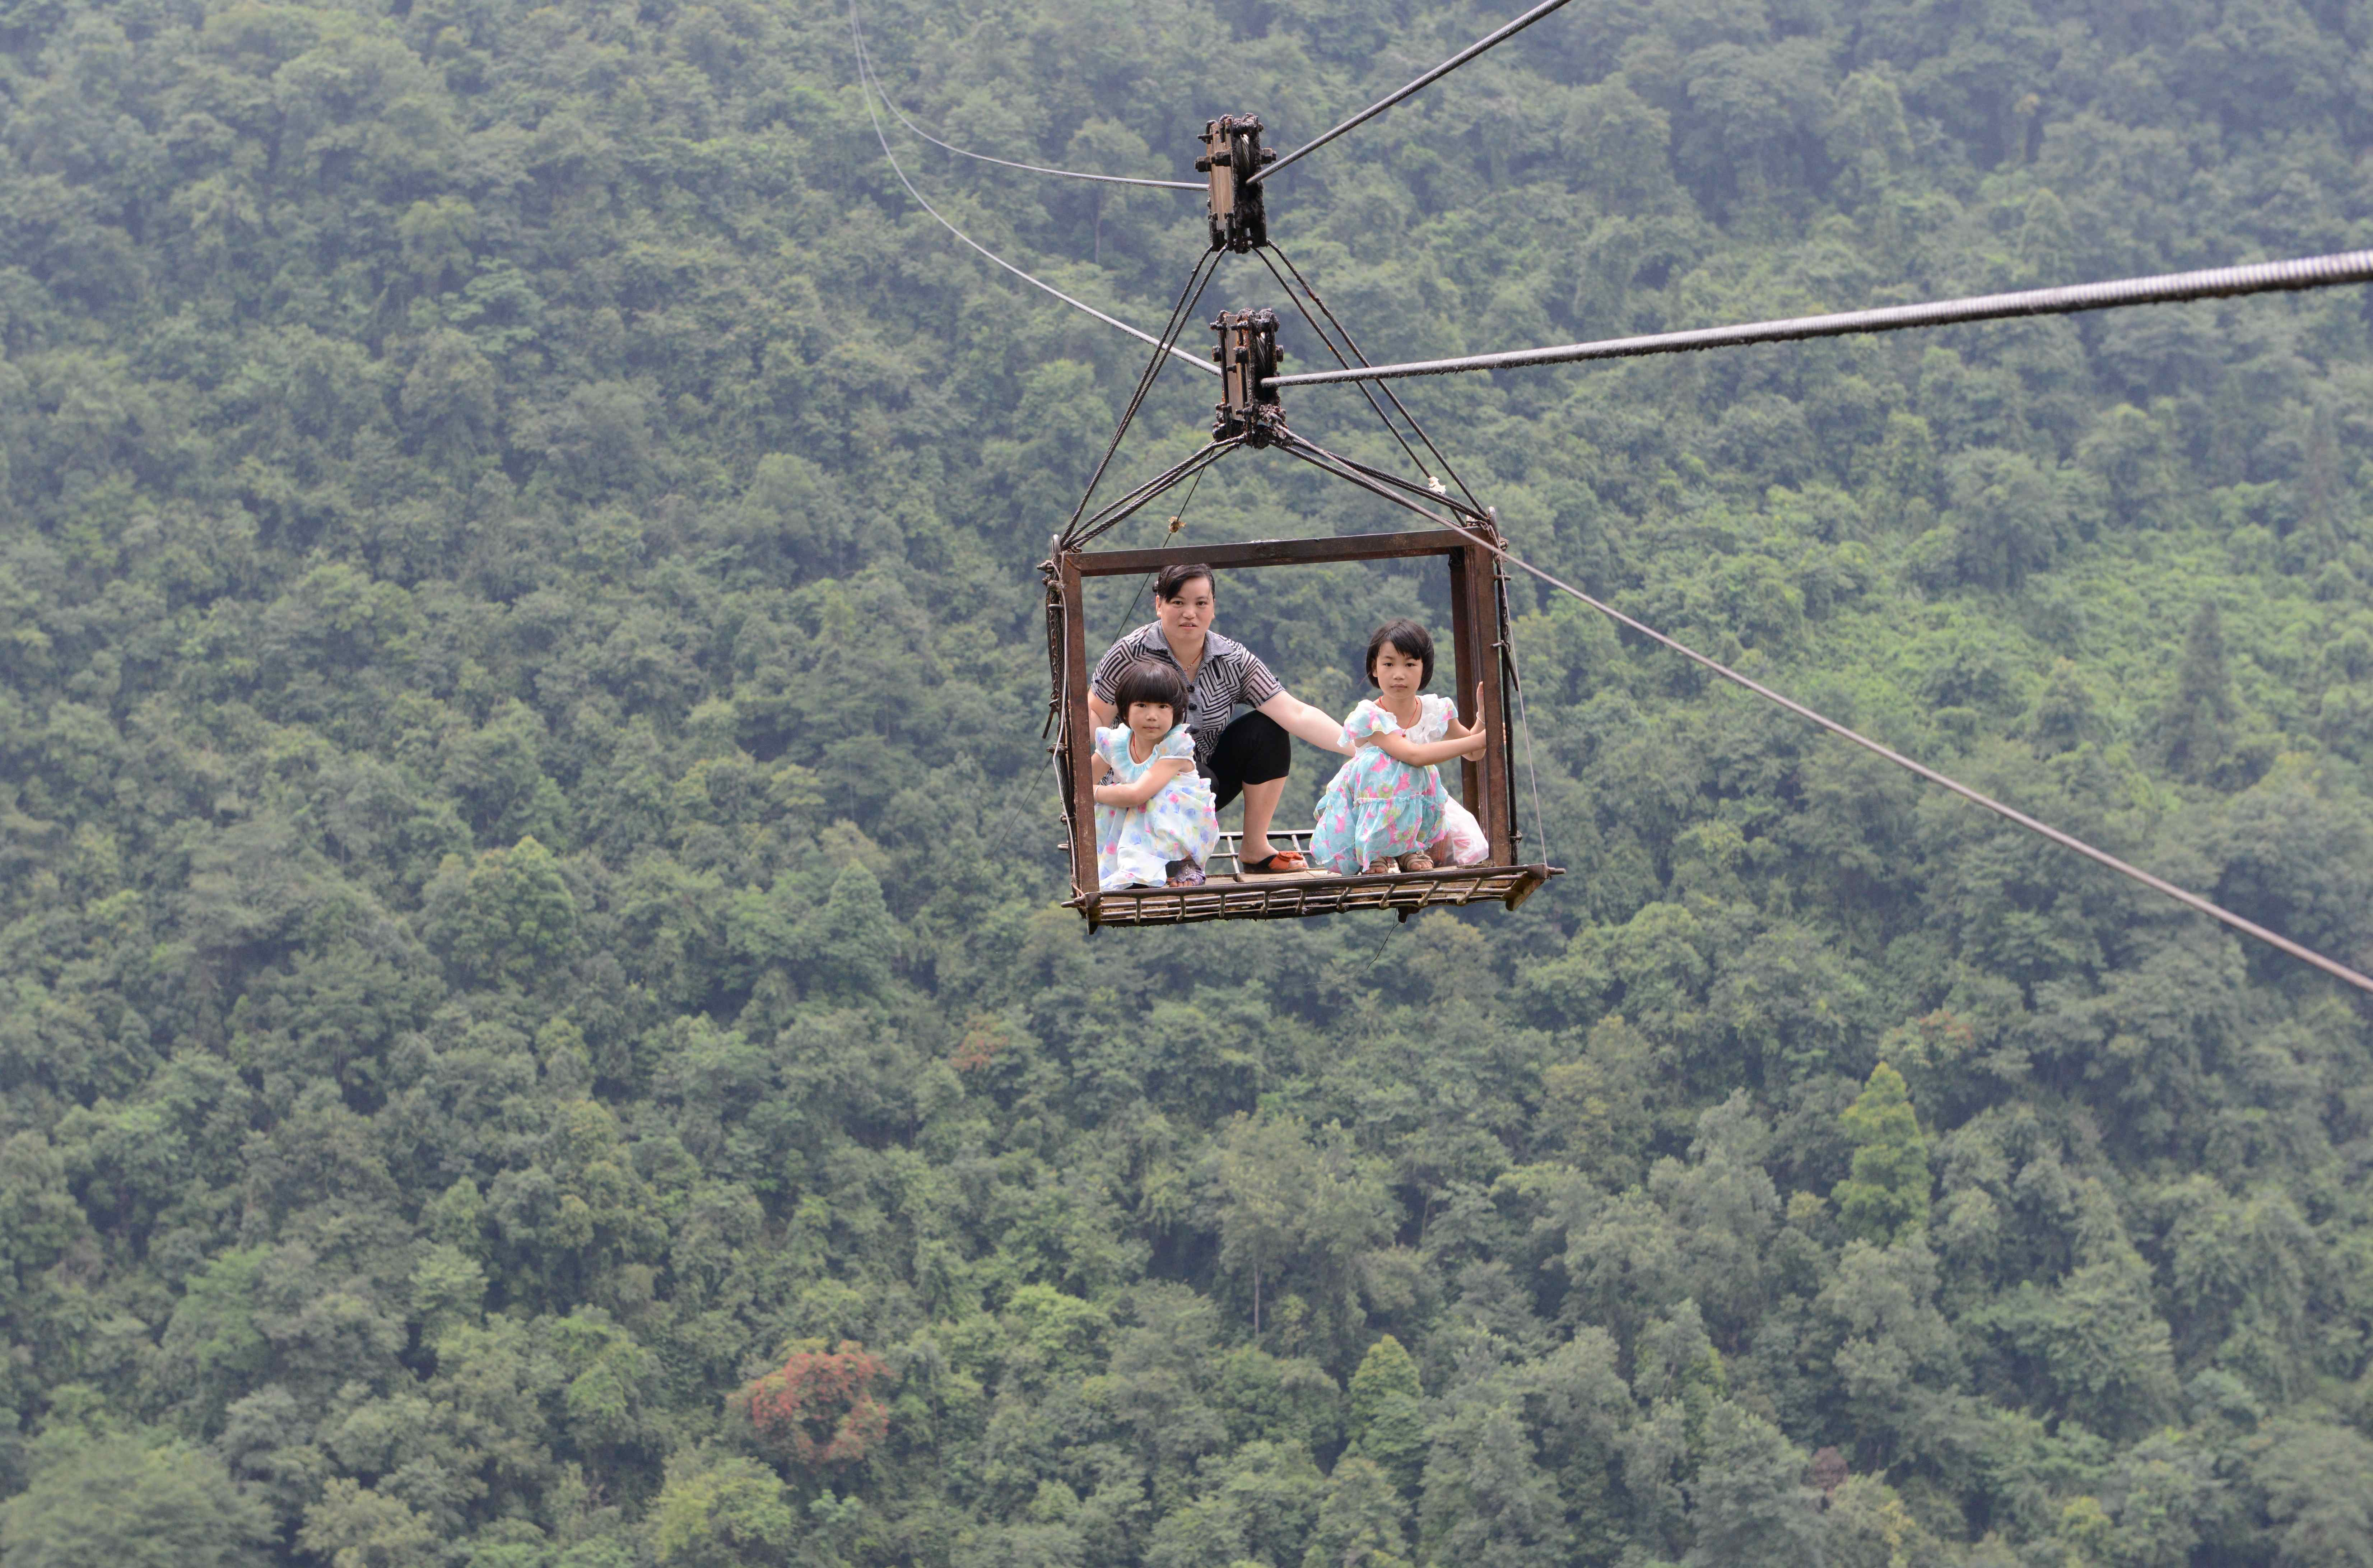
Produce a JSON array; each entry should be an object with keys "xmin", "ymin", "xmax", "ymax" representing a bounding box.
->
[{"xmin": 6, "ymin": 0, "xmax": 2373, "ymax": 1562}]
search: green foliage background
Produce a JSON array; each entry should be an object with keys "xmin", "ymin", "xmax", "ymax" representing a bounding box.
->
[{"xmin": 5, "ymin": 0, "xmax": 2373, "ymax": 1562}]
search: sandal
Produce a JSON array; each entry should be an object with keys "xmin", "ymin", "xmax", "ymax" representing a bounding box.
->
[
  {"xmin": 1364, "ymin": 858, "xmax": 1396, "ymax": 875},
  {"xmin": 1397, "ymin": 852, "xmax": 1437, "ymax": 872},
  {"xmin": 1165, "ymin": 859, "xmax": 1207, "ymax": 887},
  {"xmin": 1241, "ymin": 849, "xmax": 1310, "ymax": 875}
]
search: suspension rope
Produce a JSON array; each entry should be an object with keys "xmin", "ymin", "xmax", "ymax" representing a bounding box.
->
[
  {"xmin": 1060, "ymin": 248, "xmax": 1225, "ymax": 545},
  {"xmin": 1255, "ymin": 247, "xmax": 1442, "ymax": 487},
  {"xmin": 1290, "ymin": 439, "xmax": 1493, "ymax": 523},
  {"xmin": 852, "ymin": 14, "xmax": 1201, "ymax": 190},
  {"xmin": 849, "ymin": 10, "xmax": 1215, "ymax": 374},
  {"xmin": 1268, "ymin": 241, "xmax": 1481, "ymax": 511},
  {"xmin": 1103, "ymin": 466, "xmax": 1213, "ymax": 645},
  {"xmin": 1270, "ymin": 250, "xmax": 2373, "ymax": 386},
  {"xmin": 1069, "ymin": 435, "xmax": 1242, "ymax": 551},
  {"xmin": 1255, "ymin": 0, "xmax": 1581, "ymax": 185},
  {"xmin": 1273, "ymin": 427, "xmax": 2373, "ymax": 997},
  {"xmin": 1496, "ymin": 563, "xmax": 1550, "ymax": 864}
]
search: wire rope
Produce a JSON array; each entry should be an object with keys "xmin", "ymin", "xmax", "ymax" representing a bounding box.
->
[
  {"xmin": 1502, "ymin": 572, "xmax": 1550, "ymax": 864},
  {"xmin": 1060, "ymin": 248, "xmax": 1224, "ymax": 546},
  {"xmin": 1255, "ymin": 0, "xmax": 1582, "ymax": 185},
  {"xmin": 852, "ymin": 14, "xmax": 1202, "ymax": 190},
  {"xmin": 1255, "ymin": 247, "xmax": 1445, "ymax": 492},
  {"xmin": 1273, "ymin": 428, "xmax": 2373, "ymax": 996},
  {"xmin": 1103, "ymin": 464, "xmax": 1214, "ymax": 647},
  {"xmin": 1271, "ymin": 250, "xmax": 2373, "ymax": 386},
  {"xmin": 849, "ymin": 10, "xmax": 1215, "ymax": 374},
  {"xmin": 1504, "ymin": 640, "xmax": 1548, "ymax": 864},
  {"xmin": 1069, "ymin": 434, "xmax": 1242, "ymax": 550},
  {"xmin": 1267, "ymin": 241, "xmax": 1481, "ymax": 511}
]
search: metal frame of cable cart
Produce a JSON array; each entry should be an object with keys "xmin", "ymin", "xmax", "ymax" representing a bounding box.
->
[{"xmin": 1050, "ymin": 527, "xmax": 1557, "ymax": 928}]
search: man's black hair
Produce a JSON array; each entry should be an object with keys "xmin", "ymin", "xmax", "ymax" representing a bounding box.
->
[
  {"xmin": 1155, "ymin": 563, "xmax": 1215, "ymax": 602},
  {"xmin": 1365, "ymin": 618, "xmax": 1436, "ymax": 688},
  {"xmin": 1111, "ymin": 659, "xmax": 1189, "ymax": 718}
]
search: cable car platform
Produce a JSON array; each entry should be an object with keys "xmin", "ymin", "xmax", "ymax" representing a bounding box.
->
[{"xmin": 1069, "ymin": 830, "xmax": 1559, "ymax": 929}]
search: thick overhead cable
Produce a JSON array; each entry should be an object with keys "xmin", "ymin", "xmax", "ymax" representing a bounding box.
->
[
  {"xmin": 849, "ymin": 12, "xmax": 1215, "ymax": 374},
  {"xmin": 1272, "ymin": 250, "xmax": 2373, "ymax": 385},
  {"xmin": 1255, "ymin": 0, "xmax": 1581, "ymax": 184},
  {"xmin": 852, "ymin": 15, "xmax": 1200, "ymax": 190},
  {"xmin": 1272, "ymin": 430, "xmax": 2373, "ymax": 998}
]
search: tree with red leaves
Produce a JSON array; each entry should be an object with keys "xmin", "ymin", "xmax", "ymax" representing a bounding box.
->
[{"xmin": 736, "ymin": 1341, "xmax": 892, "ymax": 1471}]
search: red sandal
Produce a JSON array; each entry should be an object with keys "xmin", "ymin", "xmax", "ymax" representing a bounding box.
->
[{"xmin": 1241, "ymin": 849, "xmax": 1309, "ymax": 875}]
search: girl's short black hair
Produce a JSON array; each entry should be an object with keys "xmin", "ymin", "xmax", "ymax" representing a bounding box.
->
[
  {"xmin": 1365, "ymin": 618, "xmax": 1436, "ymax": 687},
  {"xmin": 1110, "ymin": 659, "xmax": 1188, "ymax": 718},
  {"xmin": 1155, "ymin": 563, "xmax": 1215, "ymax": 602}
]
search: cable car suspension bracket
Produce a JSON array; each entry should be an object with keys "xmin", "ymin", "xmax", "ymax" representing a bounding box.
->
[{"xmin": 1198, "ymin": 115, "xmax": 1277, "ymax": 253}]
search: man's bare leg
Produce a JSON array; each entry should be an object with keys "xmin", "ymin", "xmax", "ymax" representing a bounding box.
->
[{"xmin": 1239, "ymin": 777, "xmax": 1286, "ymax": 866}]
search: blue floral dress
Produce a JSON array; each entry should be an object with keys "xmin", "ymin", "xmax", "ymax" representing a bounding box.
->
[
  {"xmin": 1309, "ymin": 696, "xmax": 1452, "ymax": 874},
  {"xmin": 1094, "ymin": 724, "xmax": 1220, "ymax": 890}
]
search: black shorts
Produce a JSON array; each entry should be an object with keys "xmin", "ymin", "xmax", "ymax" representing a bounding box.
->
[{"xmin": 1202, "ymin": 711, "xmax": 1291, "ymax": 810}]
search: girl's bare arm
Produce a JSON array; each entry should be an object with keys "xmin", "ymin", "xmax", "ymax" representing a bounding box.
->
[
  {"xmin": 1092, "ymin": 756, "xmax": 1193, "ymax": 807},
  {"xmin": 1366, "ymin": 731, "xmax": 1486, "ymax": 767}
]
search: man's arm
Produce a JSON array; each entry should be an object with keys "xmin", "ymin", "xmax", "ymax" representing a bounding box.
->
[
  {"xmin": 1088, "ymin": 694, "xmax": 1116, "ymax": 728},
  {"xmin": 1257, "ymin": 690, "xmax": 1354, "ymax": 755}
]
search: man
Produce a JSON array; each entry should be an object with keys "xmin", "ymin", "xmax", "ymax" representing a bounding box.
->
[{"xmin": 1088, "ymin": 562, "xmax": 1350, "ymax": 873}]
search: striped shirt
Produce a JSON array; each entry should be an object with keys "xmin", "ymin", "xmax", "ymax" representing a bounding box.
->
[{"xmin": 1092, "ymin": 623, "xmax": 1284, "ymax": 769}]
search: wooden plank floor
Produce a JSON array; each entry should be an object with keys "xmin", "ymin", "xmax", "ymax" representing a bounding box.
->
[{"xmin": 1078, "ymin": 862, "xmax": 1558, "ymax": 927}]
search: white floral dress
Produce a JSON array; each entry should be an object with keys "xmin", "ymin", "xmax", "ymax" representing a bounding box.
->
[{"xmin": 1093, "ymin": 724, "xmax": 1219, "ymax": 890}]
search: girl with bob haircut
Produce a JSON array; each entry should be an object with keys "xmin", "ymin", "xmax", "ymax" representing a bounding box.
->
[
  {"xmin": 1091, "ymin": 659, "xmax": 1220, "ymax": 888},
  {"xmin": 1308, "ymin": 618, "xmax": 1491, "ymax": 875}
]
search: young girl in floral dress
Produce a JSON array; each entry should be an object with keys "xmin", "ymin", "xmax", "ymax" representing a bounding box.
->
[
  {"xmin": 1309, "ymin": 620, "xmax": 1490, "ymax": 876},
  {"xmin": 1092, "ymin": 660, "xmax": 1220, "ymax": 889}
]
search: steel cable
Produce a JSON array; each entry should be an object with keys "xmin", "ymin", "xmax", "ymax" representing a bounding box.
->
[
  {"xmin": 1255, "ymin": 0, "xmax": 1582, "ymax": 185},
  {"xmin": 852, "ymin": 14, "xmax": 1201, "ymax": 190},
  {"xmin": 1270, "ymin": 250, "xmax": 2373, "ymax": 386},
  {"xmin": 1060, "ymin": 248, "xmax": 1225, "ymax": 546},
  {"xmin": 849, "ymin": 10, "xmax": 1215, "ymax": 374},
  {"xmin": 1272, "ymin": 429, "xmax": 2373, "ymax": 996},
  {"xmin": 1267, "ymin": 241, "xmax": 1481, "ymax": 511},
  {"xmin": 1254, "ymin": 246, "xmax": 1442, "ymax": 487}
]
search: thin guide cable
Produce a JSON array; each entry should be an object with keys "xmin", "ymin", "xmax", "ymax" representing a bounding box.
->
[
  {"xmin": 1271, "ymin": 250, "xmax": 2373, "ymax": 385},
  {"xmin": 1493, "ymin": 561, "xmax": 1549, "ymax": 864},
  {"xmin": 1256, "ymin": 0, "xmax": 1581, "ymax": 184},
  {"xmin": 1275, "ymin": 430, "xmax": 2373, "ymax": 996},
  {"xmin": 852, "ymin": 15, "xmax": 1201, "ymax": 190},
  {"xmin": 850, "ymin": 12, "xmax": 1214, "ymax": 374}
]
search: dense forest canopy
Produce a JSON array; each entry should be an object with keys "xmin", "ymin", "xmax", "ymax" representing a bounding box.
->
[{"xmin": 6, "ymin": 0, "xmax": 2373, "ymax": 1562}]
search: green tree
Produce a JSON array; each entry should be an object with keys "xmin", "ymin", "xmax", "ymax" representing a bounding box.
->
[
  {"xmin": 1, "ymin": 1433, "xmax": 271, "ymax": 1568},
  {"xmin": 1346, "ymin": 1336, "xmax": 1428, "ymax": 1495},
  {"xmin": 2162, "ymin": 599, "xmax": 2234, "ymax": 781},
  {"xmin": 1302, "ymin": 1456, "xmax": 1411, "ymax": 1568},
  {"xmin": 422, "ymin": 836, "xmax": 579, "ymax": 988},
  {"xmin": 1681, "ymin": 1403, "xmax": 1820, "ymax": 1568},
  {"xmin": 1834, "ymin": 1063, "xmax": 1931, "ymax": 1245},
  {"xmin": 649, "ymin": 1454, "xmax": 797, "ymax": 1568}
]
